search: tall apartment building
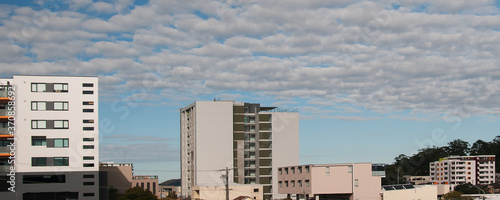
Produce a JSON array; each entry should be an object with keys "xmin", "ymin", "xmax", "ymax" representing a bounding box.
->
[
  {"xmin": 0, "ymin": 75, "xmax": 99, "ymax": 199},
  {"xmin": 180, "ymin": 101, "xmax": 299, "ymax": 200},
  {"xmin": 429, "ymin": 155, "xmax": 495, "ymax": 185}
]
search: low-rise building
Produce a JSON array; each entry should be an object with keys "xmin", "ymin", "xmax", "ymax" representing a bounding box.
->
[
  {"xmin": 381, "ymin": 184, "xmax": 451, "ymax": 200},
  {"xmin": 192, "ymin": 184, "xmax": 263, "ymax": 200},
  {"xmin": 429, "ymin": 155, "xmax": 496, "ymax": 185},
  {"xmin": 402, "ymin": 175, "xmax": 432, "ymax": 185},
  {"xmin": 278, "ymin": 163, "xmax": 381, "ymax": 200},
  {"xmin": 100, "ymin": 162, "xmax": 160, "ymax": 197}
]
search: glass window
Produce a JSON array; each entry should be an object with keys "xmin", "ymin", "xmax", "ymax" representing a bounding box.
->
[
  {"xmin": 32, "ymin": 157, "xmax": 47, "ymax": 166},
  {"xmin": 83, "ymin": 101, "xmax": 94, "ymax": 105},
  {"xmin": 83, "ymin": 163, "xmax": 94, "ymax": 167},
  {"xmin": 83, "ymin": 91, "xmax": 93, "ymax": 94},
  {"xmin": 32, "ymin": 137, "xmax": 46, "ymax": 146},
  {"xmin": 31, "ymin": 83, "xmax": 46, "ymax": 92},
  {"xmin": 32, "ymin": 120, "xmax": 46, "ymax": 129},
  {"xmin": 82, "ymin": 83, "xmax": 93, "ymax": 87},
  {"xmin": 53, "ymin": 83, "xmax": 68, "ymax": 92},
  {"xmin": 54, "ymin": 120, "xmax": 69, "ymax": 129},
  {"xmin": 54, "ymin": 102, "xmax": 69, "ymax": 110},
  {"xmin": 54, "ymin": 139, "xmax": 69, "ymax": 148},
  {"xmin": 83, "ymin": 156, "xmax": 94, "ymax": 160},
  {"xmin": 83, "ymin": 145, "xmax": 94, "ymax": 149},
  {"xmin": 83, "ymin": 119, "xmax": 94, "ymax": 123},
  {"xmin": 31, "ymin": 102, "xmax": 46, "ymax": 110},
  {"xmin": 83, "ymin": 138, "xmax": 94, "ymax": 142},
  {"xmin": 83, "ymin": 109, "xmax": 94, "ymax": 113},
  {"xmin": 54, "ymin": 157, "xmax": 69, "ymax": 166}
]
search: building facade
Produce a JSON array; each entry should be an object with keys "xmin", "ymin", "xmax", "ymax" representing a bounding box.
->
[
  {"xmin": 0, "ymin": 75, "xmax": 99, "ymax": 199},
  {"xmin": 192, "ymin": 184, "xmax": 263, "ymax": 200},
  {"xmin": 429, "ymin": 155, "xmax": 496, "ymax": 185},
  {"xmin": 180, "ymin": 101, "xmax": 299, "ymax": 200},
  {"xmin": 100, "ymin": 162, "xmax": 160, "ymax": 197},
  {"xmin": 277, "ymin": 163, "xmax": 382, "ymax": 200}
]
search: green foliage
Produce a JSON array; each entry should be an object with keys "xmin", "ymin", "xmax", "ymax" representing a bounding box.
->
[
  {"xmin": 109, "ymin": 186, "xmax": 122, "ymax": 200},
  {"xmin": 384, "ymin": 136, "xmax": 500, "ymax": 185},
  {"xmin": 165, "ymin": 191, "xmax": 177, "ymax": 200},
  {"xmin": 120, "ymin": 186, "xmax": 158, "ymax": 200},
  {"xmin": 442, "ymin": 191, "xmax": 473, "ymax": 200},
  {"xmin": 454, "ymin": 183, "xmax": 487, "ymax": 194}
]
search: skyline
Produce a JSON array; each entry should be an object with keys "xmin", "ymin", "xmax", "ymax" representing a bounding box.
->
[{"xmin": 1, "ymin": 0, "xmax": 500, "ymax": 181}]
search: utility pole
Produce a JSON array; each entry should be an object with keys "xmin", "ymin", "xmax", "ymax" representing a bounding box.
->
[{"xmin": 225, "ymin": 167, "xmax": 229, "ymax": 200}]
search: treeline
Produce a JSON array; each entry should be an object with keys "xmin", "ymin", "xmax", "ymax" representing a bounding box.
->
[{"xmin": 384, "ymin": 136, "xmax": 500, "ymax": 185}]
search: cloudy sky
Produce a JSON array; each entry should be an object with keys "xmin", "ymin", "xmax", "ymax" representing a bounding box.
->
[{"xmin": 1, "ymin": 0, "xmax": 500, "ymax": 181}]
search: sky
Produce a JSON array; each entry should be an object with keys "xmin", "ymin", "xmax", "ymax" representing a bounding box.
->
[{"xmin": 0, "ymin": 0, "xmax": 500, "ymax": 182}]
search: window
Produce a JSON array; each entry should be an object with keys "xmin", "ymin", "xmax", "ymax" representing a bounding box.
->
[
  {"xmin": 53, "ymin": 139, "xmax": 69, "ymax": 148},
  {"xmin": 83, "ymin": 174, "xmax": 95, "ymax": 178},
  {"xmin": 254, "ymin": 188, "xmax": 259, "ymax": 192},
  {"xmin": 291, "ymin": 167, "xmax": 295, "ymax": 174},
  {"xmin": 54, "ymin": 157, "xmax": 69, "ymax": 166},
  {"xmin": 83, "ymin": 127, "xmax": 94, "ymax": 131},
  {"xmin": 83, "ymin": 163, "xmax": 95, "ymax": 167},
  {"xmin": 54, "ymin": 120, "xmax": 69, "ymax": 129},
  {"xmin": 83, "ymin": 91, "xmax": 93, "ymax": 94},
  {"xmin": 31, "ymin": 83, "xmax": 46, "ymax": 92},
  {"xmin": 32, "ymin": 102, "xmax": 46, "ymax": 110},
  {"xmin": 285, "ymin": 181, "xmax": 288, "ymax": 187},
  {"xmin": 305, "ymin": 166, "xmax": 310, "ymax": 173},
  {"xmin": 83, "ymin": 156, "xmax": 94, "ymax": 160},
  {"xmin": 305, "ymin": 180, "xmax": 310, "ymax": 187},
  {"xmin": 326, "ymin": 166, "xmax": 330, "ymax": 176},
  {"xmin": 32, "ymin": 102, "xmax": 68, "ymax": 111},
  {"xmin": 285, "ymin": 168, "xmax": 288, "ymax": 174},
  {"xmin": 83, "ymin": 109, "xmax": 94, "ymax": 113},
  {"xmin": 32, "ymin": 136, "xmax": 46, "ymax": 146},
  {"xmin": 32, "ymin": 157, "xmax": 47, "ymax": 166},
  {"xmin": 83, "ymin": 138, "xmax": 94, "ymax": 142},
  {"xmin": 279, "ymin": 181, "xmax": 282, "ymax": 187},
  {"xmin": 83, "ymin": 145, "xmax": 94, "ymax": 149},
  {"xmin": 278, "ymin": 168, "xmax": 282, "ymax": 175},
  {"xmin": 298, "ymin": 180, "xmax": 302, "ymax": 187},
  {"xmin": 53, "ymin": 83, "xmax": 68, "ymax": 92},
  {"xmin": 298, "ymin": 167, "xmax": 302, "ymax": 174},
  {"xmin": 54, "ymin": 102, "xmax": 69, "ymax": 110},
  {"xmin": 82, "ymin": 83, "xmax": 94, "ymax": 87},
  {"xmin": 83, "ymin": 119, "xmax": 94, "ymax": 123},
  {"xmin": 82, "ymin": 101, "xmax": 94, "ymax": 105},
  {"xmin": 23, "ymin": 175, "xmax": 66, "ymax": 184},
  {"xmin": 83, "ymin": 182, "xmax": 95, "ymax": 186},
  {"xmin": 291, "ymin": 180, "xmax": 295, "ymax": 187},
  {"xmin": 32, "ymin": 120, "xmax": 47, "ymax": 129},
  {"xmin": 83, "ymin": 193, "xmax": 95, "ymax": 197}
]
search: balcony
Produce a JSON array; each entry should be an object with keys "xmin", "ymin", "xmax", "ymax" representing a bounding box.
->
[
  {"xmin": 0, "ymin": 146, "xmax": 10, "ymax": 154},
  {"xmin": 0, "ymin": 128, "xmax": 11, "ymax": 136}
]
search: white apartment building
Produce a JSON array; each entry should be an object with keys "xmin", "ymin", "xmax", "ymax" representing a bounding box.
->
[
  {"xmin": 429, "ymin": 155, "xmax": 495, "ymax": 185},
  {"xmin": 0, "ymin": 75, "xmax": 99, "ymax": 200},
  {"xmin": 180, "ymin": 101, "xmax": 299, "ymax": 200}
]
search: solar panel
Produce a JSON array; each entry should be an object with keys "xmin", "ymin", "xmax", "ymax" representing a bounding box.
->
[
  {"xmin": 393, "ymin": 185, "xmax": 404, "ymax": 190},
  {"xmin": 383, "ymin": 186, "xmax": 395, "ymax": 190},
  {"xmin": 403, "ymin": 184, "xmax": 415, "ymax": 189}
]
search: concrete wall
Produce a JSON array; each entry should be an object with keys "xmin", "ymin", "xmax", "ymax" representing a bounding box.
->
[
  {"xmin": 271, "ymin": 112, "xmax": 299, "ymax": 199},
  {"xmin": 100, "ymin": 165, "xmax": 133, "ymax": 194},
  {"xmin": 382, "ymin": 185, "xmax": 438, "ymax": 200},
  {"xmin": 192, "ymin": 184, "xmax": 263, "ymax": 200}
]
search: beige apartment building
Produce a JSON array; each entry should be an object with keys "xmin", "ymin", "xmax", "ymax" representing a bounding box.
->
[
  {"xmin": 180, "ymin": 101, "xmax": 299, "ymax": 200},
  {"xmin": 278, "ymin": 163, "xmax": 382, "ymax": 200},
  {"xmin": 429, "ymin": 155, "xmax": 496, "ymax": 185}
]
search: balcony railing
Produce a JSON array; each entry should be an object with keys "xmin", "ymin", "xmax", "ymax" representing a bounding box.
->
[
  {"xmin": 0, "ymin": 90, "xmax": 7, "ymax": 98},
  {"xmin": 0, "ymin": 166, "xmax": 9, "ymax": 173},
  {"xmin": 0, "ymin": 147, "xmax": 9, "ymax": 154},
  {"xmin": 0, "ymin": 128, "xmax": 10, "ymax": 135},
  {"xmin": 133, "ymin": 175, "xmax": 158, "ymax": 180}
]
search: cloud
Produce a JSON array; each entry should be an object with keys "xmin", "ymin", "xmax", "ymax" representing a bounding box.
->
[{"xmin": 0, "ymin": 0, "xmax": 500, "ymax": 119}]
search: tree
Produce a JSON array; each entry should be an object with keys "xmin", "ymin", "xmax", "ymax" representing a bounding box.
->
[
  {"xmin": 442, "ymin": 191, "xmax": 473, "ymax": 200},
  {"xmin": 120, "ymin": 186, "xmax": 158, "ymax": 200},
  {"xmin": 446, "ymin": 139, "xmax": 470, "ymax": 156},
  {"xmin": 470, "ymin": 140, "xmax": 491, "ymax": 155},
  {"xmin": 109, "ymin": 186, "xmax": 122, "ymax": 200},
  {"xmin": 455, "ymin": 183, "xmax": 487, "ymax": 195}
]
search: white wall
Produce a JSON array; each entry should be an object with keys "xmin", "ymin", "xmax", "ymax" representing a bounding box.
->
[
  {"xmin": 271, "ymin": 112, "xmax": 299, "ymax": 198},
  {"xmin": 14, "ymin": 75, "xmax": 99, "ymax": 172},
  {"xmin": 194, "ymin": 101, "xmax": 234, "ymax": 186}
]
